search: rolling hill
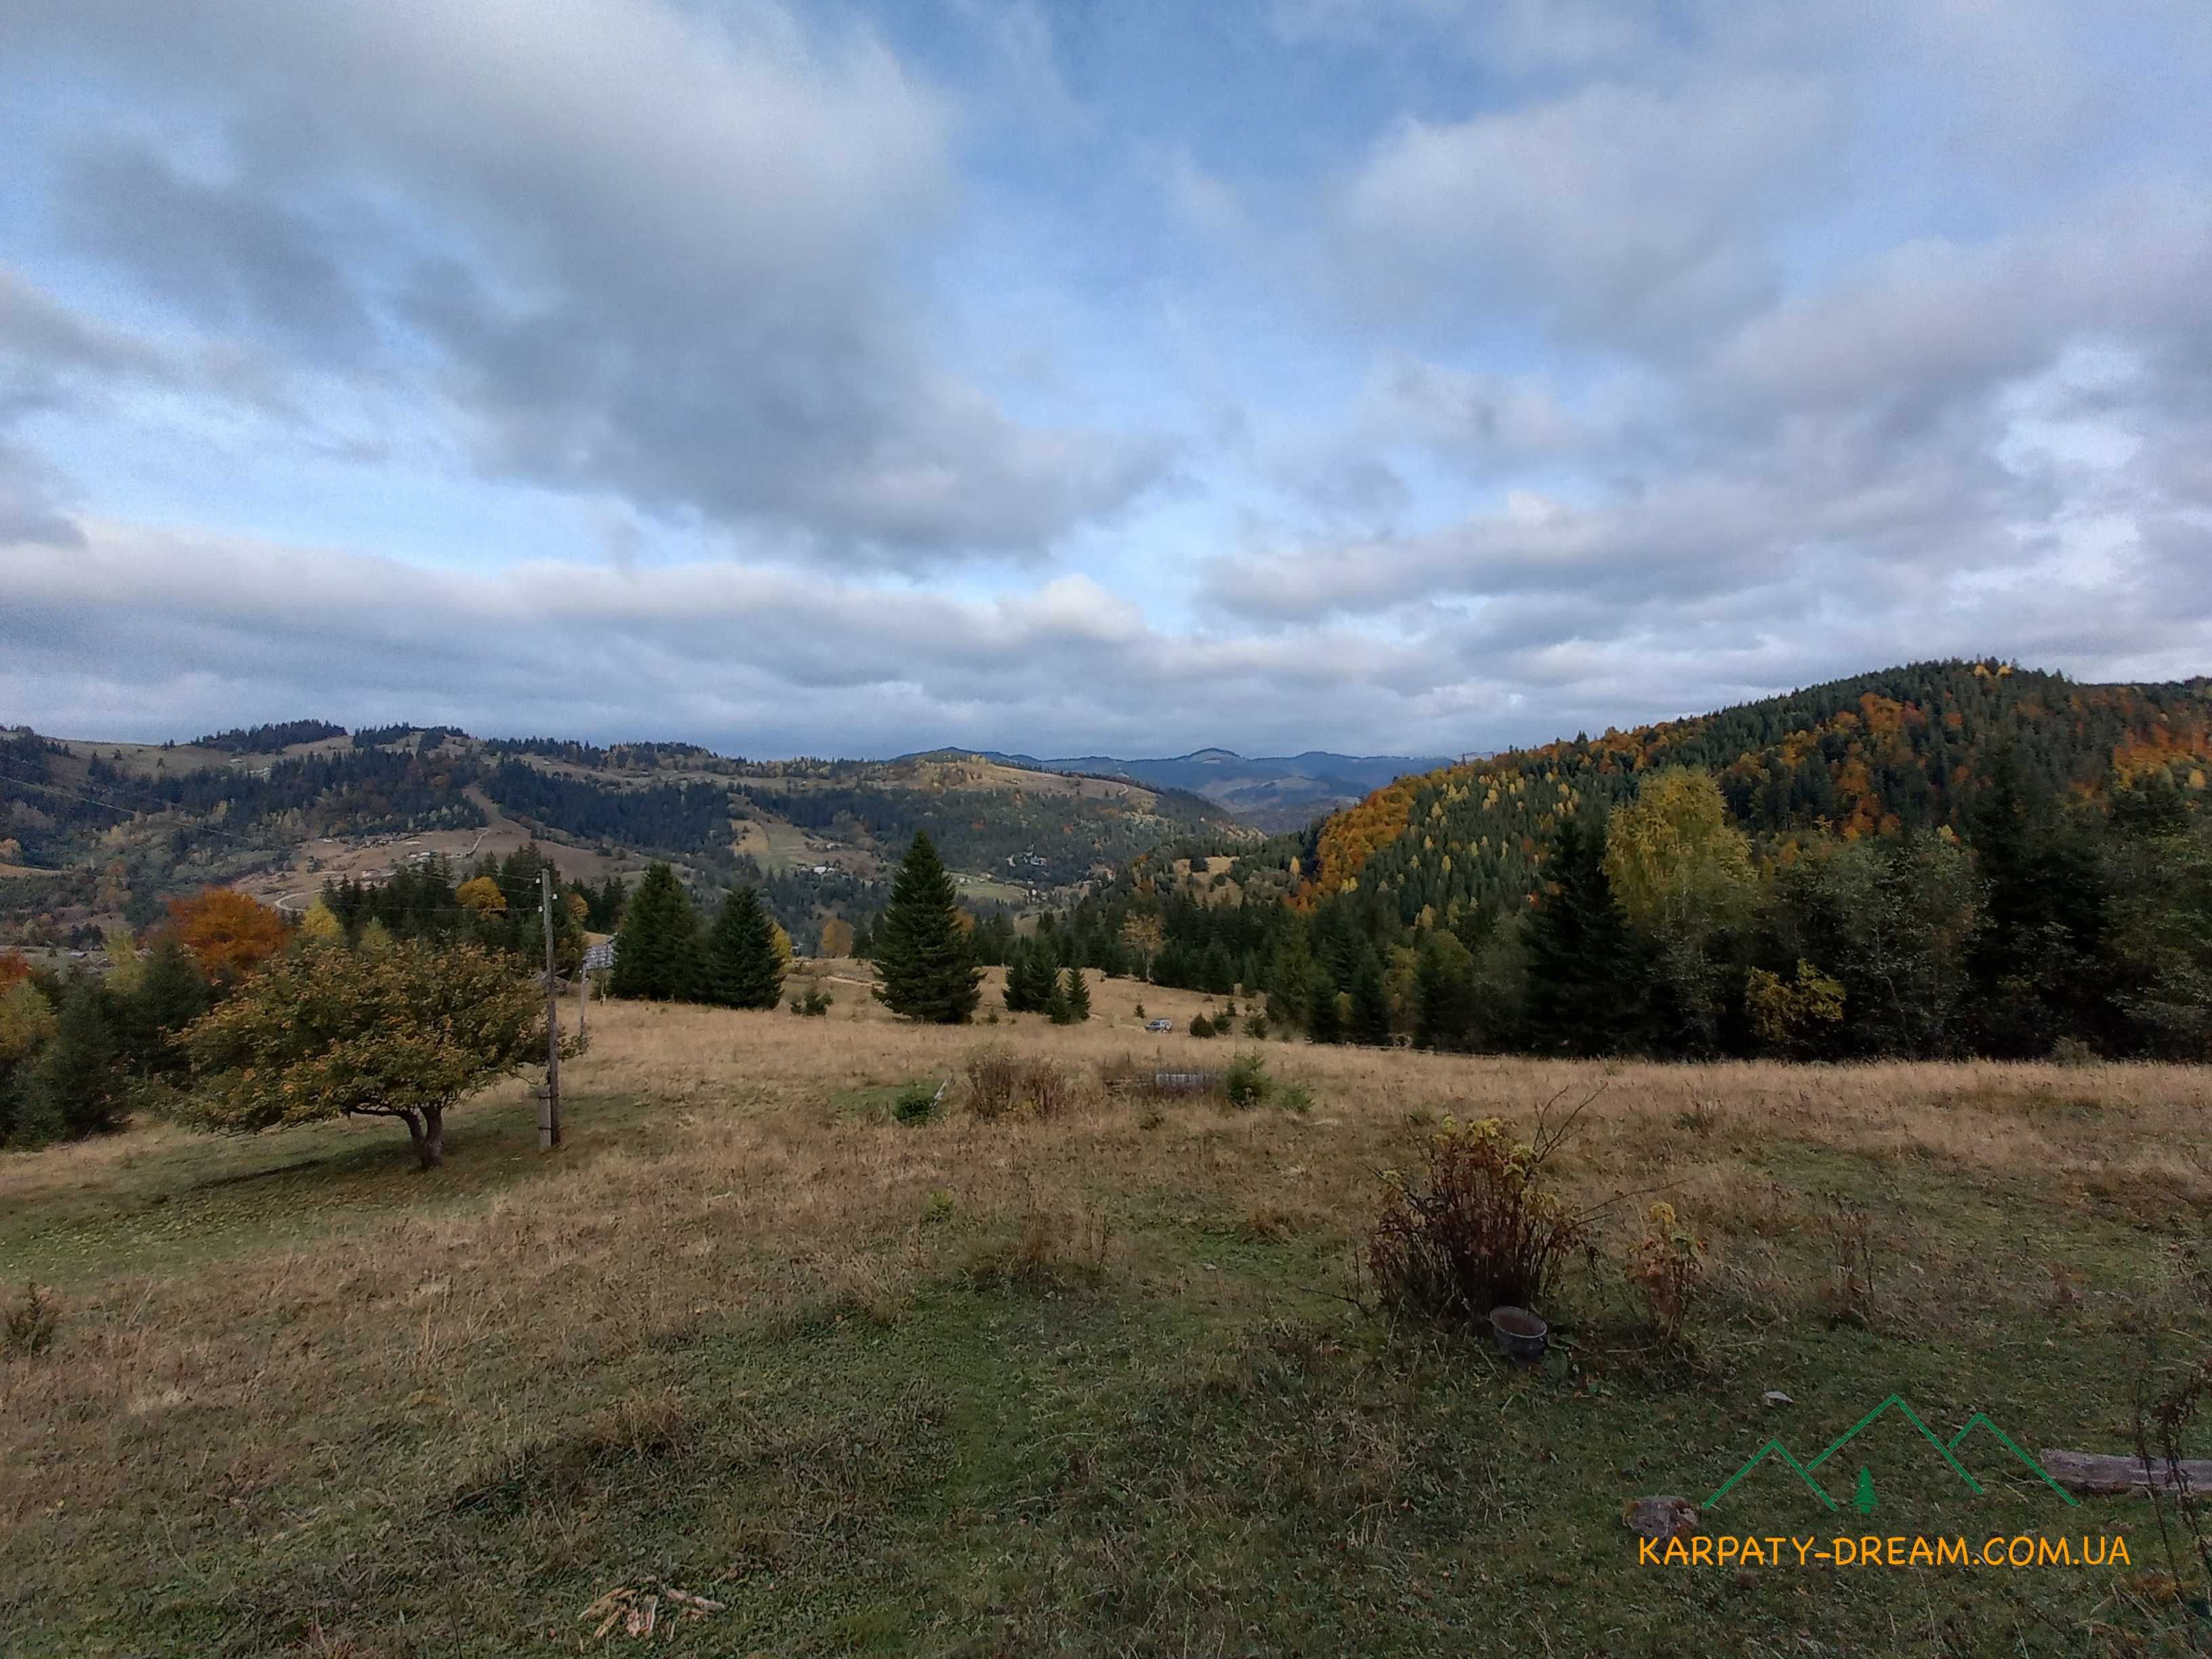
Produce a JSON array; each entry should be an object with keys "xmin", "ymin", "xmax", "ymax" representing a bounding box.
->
[
  {"xmin": 908, "ymin": 747, "xmax": 1452, "ymax": 831},
  {"xmin": 1295, "ymin": 660, "xmax": 2211, "ymax": 925},
  {"xmin": 0, "ymin": 725, "xmax": 1246, "ymax": 954}
]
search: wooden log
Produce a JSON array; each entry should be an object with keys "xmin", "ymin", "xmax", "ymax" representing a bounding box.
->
[{"xmin": 2039, "ymin": 1450, "xmax": 2212, "ymax": 1495}]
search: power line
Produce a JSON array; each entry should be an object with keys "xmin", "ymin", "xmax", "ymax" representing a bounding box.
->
[{"xmin": 0, "ymin": 766, "xmax": 273, "ymax": 846}]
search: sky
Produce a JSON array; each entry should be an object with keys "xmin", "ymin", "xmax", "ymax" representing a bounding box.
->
[{"xmin": 3, "ymin": 0, "xmax": 2209, "ymax": 760}]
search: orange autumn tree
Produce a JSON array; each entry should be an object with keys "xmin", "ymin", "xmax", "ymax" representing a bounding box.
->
[{"xmin": 167, "ymin": 888, "xmax": 290, "ymax": 985}]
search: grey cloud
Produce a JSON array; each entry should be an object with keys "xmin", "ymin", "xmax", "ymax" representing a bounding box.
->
[
  {"xmin": 1357, "ymin": 355, "xmax": 1590, "ymax": 462},
  {"xmin": 58, "ymin": 141, "xmax": 373, "ymax": 354},
  {"xmin": 0, "ymin": 531, "xmax": 1467, "ymax": 758},
  {"xmin": 7, "ymin": 0, "xmax": 1169, "ymax": 560},
  {"xmin": 0, "ymin": 446, "xmax": 83, "ymax": 548}
]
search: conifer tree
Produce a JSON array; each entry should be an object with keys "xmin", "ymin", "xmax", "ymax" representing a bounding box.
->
[
  {"xmin": 125, "ymin": 935, "xmax": 209, "ymax": 1080},
  {"xmin": 1523, "ymin": 813, "xmax": 1643, "ymax": 1055},
  {"xmin": 1004, "ymin": 937, "xmax": 1057, "ymax": 1012},
  {"xmin": 611, "ymin": 862, "xmax": 703, "ymax": 1001},
  {"xmin": 1307, "ymin": 976, "xmax": 1344, "ymax": 1044},
  {"xmin": 875, "ymin": 833, "xmax": 981, "ymax": 1023},
  {"xmin": 1063, "ymin": 964, "xmax": 1090, "ymax": 1023},
  {"xmin": 703, "ymin": 886, "xmax": 784, "ymax": 1010},
  {"xmin": 20, "ymin": 981, "xmax": 128, "ymax": 1143},
  {"xmin": 1350, "ymin": 956, "xmax": 1393, "ymax": 1046},
  {"xmin": 1414, "ymin": 930, "xmax": 1477, "ymax": 1052}
]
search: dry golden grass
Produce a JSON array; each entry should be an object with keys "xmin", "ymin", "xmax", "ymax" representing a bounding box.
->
[{"xmin": 3, "ymin": 972, "xmax": 2211, "ymax": 1654}]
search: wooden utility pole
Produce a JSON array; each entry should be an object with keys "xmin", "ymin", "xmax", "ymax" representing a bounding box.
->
[{"xmin": 540, "ymin": 868, "xmax": 562, "ymax": 1149}]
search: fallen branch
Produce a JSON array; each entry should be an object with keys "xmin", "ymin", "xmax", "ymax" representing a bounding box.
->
[{"xmin": 2040, "ymin": 1450, "xmax": 2212, "ymax": 1495}]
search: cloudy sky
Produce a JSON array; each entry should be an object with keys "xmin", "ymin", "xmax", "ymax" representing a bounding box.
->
[{"xmin": 3, "ymin": 0, "xmax": 2209, "ymax": 759}]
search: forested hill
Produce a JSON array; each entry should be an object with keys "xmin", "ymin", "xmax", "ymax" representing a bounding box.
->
[{"xmin": 1300, "ymin": 661, "xmax": 2212, "ymax": 924}]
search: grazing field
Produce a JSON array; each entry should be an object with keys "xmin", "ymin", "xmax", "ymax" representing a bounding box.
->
[{"xmin": 3, "ymin": 976, "xmax": 2209, "ymax": 1656}]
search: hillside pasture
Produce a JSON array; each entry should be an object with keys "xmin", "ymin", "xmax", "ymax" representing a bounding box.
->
[{"xmin": 2, "ymin": 990, "xmax": 2209, "ymax": 1656}]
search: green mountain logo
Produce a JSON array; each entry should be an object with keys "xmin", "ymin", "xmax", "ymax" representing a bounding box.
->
[{"xmin": 1705, "ymin": 1395, "xmax": 2079, "ymax": 1510}]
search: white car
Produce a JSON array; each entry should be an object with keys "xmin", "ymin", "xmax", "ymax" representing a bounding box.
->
[{"xmin": 1145, "ymin": 1018, "xmax": 1172, "ymax": 1033}]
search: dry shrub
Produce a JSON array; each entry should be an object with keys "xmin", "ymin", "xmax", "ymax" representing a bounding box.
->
[
  {"xmin": 968, "ymin": 1197, "xmax": 1114, "ymax": 1291},
  {"xmin": 1624, "ymin": 1202, "xmax": 1707, "ymax": 1339},
  {"xmin": 966, "ymin": 1046, "xmax": 1073, "ymax": 1120},
  {"xmin": 2133, "ymin": 1348, "xmax": 2212, "ymax": 1607},
  {"xmin": 1819, "ymin": 1193, "xmax": 1879, "ymax": 1327},
  {"xmin": 3, "ymin": 1281, "xmax": 58, "ymax": 1359},
  {"xmin": 1365, "ymin": 1097, "xmax": 1598, "ymax": 1323}
]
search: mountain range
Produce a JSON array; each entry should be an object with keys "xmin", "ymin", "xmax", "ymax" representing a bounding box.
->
[{"xmin": 903, "ymin": 747, "xmax": 1454, "ymax": 832}]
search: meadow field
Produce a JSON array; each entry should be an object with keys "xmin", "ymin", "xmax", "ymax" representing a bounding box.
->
[{"xmin": 3, "ymin": 968, "xmax": 2209, "ymax": 1656}]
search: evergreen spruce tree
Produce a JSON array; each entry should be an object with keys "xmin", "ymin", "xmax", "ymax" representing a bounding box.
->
[
  {"xmin": 1522, "ymin": 814, "xmax": 1643, "ymax": 1055},
  {"xmin": 875, "ymin": 833, "xmax": 981, "ymax": 1023},
  {"xmin": 1350, "ymin": 956, "xmax": 1394, "ymax": 1046},
  {"xmin": 21, "ymin": 981, "xmax": 128, "ymax": 1143},
  {"xmin": 1053, "ymin": 964, "xmax": 1091, "ymax": 1024},
  {"xmin": 125, "ymin": 935, "xmax": 209, "ymax": 1080},
  {"xmin": 1965, "ymin": 749, "xmax": 2112, "ymax": 1054},
  {"xmin": 703, "ymin": 886, "xmax": 785, "ymax": 1010},
  {"xmin": 1307, "ymin": 976, "xmax": 1344, "ymax": 1044},
  {"xmin": 1414, "ymin": 930, "xmax": 1477, "ymax": 1052},
  {"xmin": 1003, "ymin": 938, "xmax": 1054, "ymax": 1013},
  {"xmin": 610, "ymin": 862, "xmax": 703, "ymax": 1001}
]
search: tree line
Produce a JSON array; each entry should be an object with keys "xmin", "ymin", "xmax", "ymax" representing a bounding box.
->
[{"xmin": 1052, "ymin": 750, "xmax": 2211, "ymax": 1061}]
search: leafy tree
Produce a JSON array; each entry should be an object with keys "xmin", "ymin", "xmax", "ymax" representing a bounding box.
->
[
  {"xmin": 703, "ymin": 886, "xmax": 785, "ymax": 1010},
  {"xmin": 1744, "ymin": 960, "xmax": 1846, "ymax": 1055},
  {"xmin": 185, "ymin": 939, "xmax": 544, "ymax": 1170},
  {"xmin": 455, "ymin": 875, "xmax": 508, "ymax": 914},
  {"xmin": 103, "ymin": 928, "xmax": 144, "ymax": 996},
  {"xmin": 167, "ymin": 888, "xmax": 290, "ymax": 986},
  {"xmin": 0, "ymin": 981, "xmax": 58, "ymax": 1145},
  {"xmin": 611, "ymin": 863, "xmax": 703, "ymax": 1001},
  {"xmin": 296, "ymin": 900, "xmax": 346, "ymax": 943},
  {"xmin": 2104, "ymin": 814, "xmax": 2212, "ymax": 1057},
  {"xmin": 874, "ymin": 832, "xmax": 981, "ymax": 1024},
  {"xmin": 1770, "ymin": 832, "xmax": 1980, "ymax": 1057},
  {"xmin": 1604, "ymin": 769, "xmax": 1756, "ymax": 1052},
  {"xmin": 818, "ymin": 916, "xmax": 855, "ymax": 958}
]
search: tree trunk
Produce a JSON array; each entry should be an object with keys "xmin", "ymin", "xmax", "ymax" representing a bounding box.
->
[{"xmin": 396, "ymin": 1107, "xmax": 443, "ymax": 1171}]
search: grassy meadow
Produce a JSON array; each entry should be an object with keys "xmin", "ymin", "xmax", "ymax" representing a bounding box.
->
[{"xmin": 3, "ymin": 966, "xmax": 2210, "ymax": 1655}]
